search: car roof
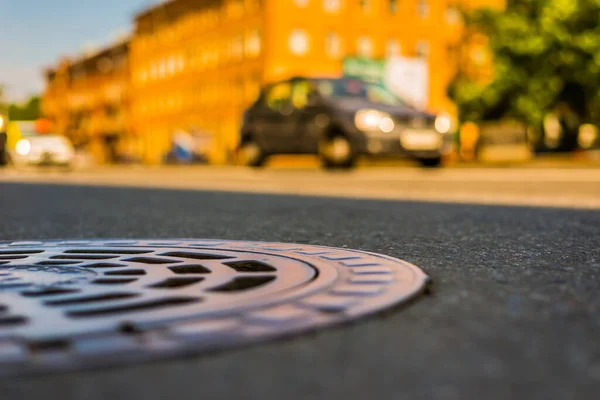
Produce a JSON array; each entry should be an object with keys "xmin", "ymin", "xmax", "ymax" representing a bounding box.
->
[{"xmin": 260, "ymin": 76, "xmax": 351, "ymax": 92}]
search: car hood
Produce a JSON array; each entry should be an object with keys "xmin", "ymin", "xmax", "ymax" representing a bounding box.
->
[{"xmin": 330, "ymin": 98, "xmax": 436, "ymax": 120}]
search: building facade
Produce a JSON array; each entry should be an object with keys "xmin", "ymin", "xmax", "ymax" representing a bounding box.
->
[
  {"xmin": 130, "ymin": 0, "xmax": 265, "ymax": 164},
  {"xmin": 130, "ymin": 0, "xmax": 504, "ymax": 164},
  {"xmin": 43, "ymin": 0, "xmax": 504, "ymax": 164},
  {"xmin": 43, "ymin": 38, "xmax": 133, "ymax": 163}
]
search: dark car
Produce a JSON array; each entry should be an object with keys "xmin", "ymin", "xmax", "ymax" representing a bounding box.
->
[
  {"xmin": 0, "ymin": 114, "xmax": 7, "ymax": 166},
  {"xmin": 238, "ymin": 76, "xmax": 454, "ymax": 168}
]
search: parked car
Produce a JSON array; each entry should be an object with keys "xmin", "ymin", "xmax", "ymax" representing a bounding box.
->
[
  {"xmin": 0, "ymin": 114, "xmax": 7, "ymax": 166},
  {"xmin": 238, "ymin": 76, "xmax": 454, "ymax": 168},
  {"xmin": 6, "ymin": 120, "xmax": 75, "ymax": 168}
]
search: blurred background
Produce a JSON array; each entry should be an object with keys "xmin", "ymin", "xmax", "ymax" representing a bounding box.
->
[{"xmin": 1, "ymin": 0, "xmax": 599, "ymax": 167}]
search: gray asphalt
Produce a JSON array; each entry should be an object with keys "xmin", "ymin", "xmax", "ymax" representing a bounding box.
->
[{"xmin": 1, "ymin": 182, "xmax": 599, "ymax": 399}]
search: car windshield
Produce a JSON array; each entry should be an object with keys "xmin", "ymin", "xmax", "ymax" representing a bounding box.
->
[{"xmin": 314, "ymin": 79, "xmax": 413, "ymax": 109}]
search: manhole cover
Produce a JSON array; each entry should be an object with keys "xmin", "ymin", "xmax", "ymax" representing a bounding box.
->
[{"xmin": 0, "ymin": 239, "xmax": 428, "ymax": 376}]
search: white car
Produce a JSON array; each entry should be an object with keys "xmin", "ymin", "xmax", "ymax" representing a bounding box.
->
[{"xmin": 11, "ymin": 131, "xmax": 75, "ymax": 168}]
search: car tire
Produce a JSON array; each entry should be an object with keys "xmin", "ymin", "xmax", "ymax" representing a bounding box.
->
[
  {"xmin": 238, "ymin": 138, "xmax": 268, "ymax": 168},
  {"xmin": 318, "ymin": 134, "xmax": 356, "ymax": 170},
  {"xmin": 417, "ymin": 157, "xmax": 443, "ymax": 168}
]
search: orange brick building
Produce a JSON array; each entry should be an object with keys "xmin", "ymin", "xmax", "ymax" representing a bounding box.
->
[
  {"xmin": 131, "ymin": 0, "xmax": 265, "ymax": 163},
  {"xmin": 43, "ymin": 38, "xmax": 133, "ymax": 163},
  {"xmin": 130, "ymin": 0, "xmax": 504, "ymax": 164},
  {"xmin": 42, "ymin": 60, "xmax": 71, "ymax": 140},
  {"xmin": 43, "ymin": 0, "xmax": 504, "ymax": 164}
]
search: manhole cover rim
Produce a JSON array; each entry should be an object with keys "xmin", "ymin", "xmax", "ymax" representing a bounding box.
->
[{"xmin": 0, "ymin": 239, "xmax": 429, "ymax": 377}]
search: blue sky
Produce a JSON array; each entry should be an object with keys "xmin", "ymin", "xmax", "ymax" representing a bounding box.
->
[{"xmin": 0, "ymin": 0, "xmax": 153, "ymax": 101}]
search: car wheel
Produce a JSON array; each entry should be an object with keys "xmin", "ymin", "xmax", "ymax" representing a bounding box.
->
[
  {"xmin": 238, "ymin": 138, "xmax": 267, "ymax": 168},
  {"xmin": 417, "ymin": 157, "xmax": 443, "ymax": 168},
  {"xmin": 319, "ymin": 134, "xmax": 356, "ymax": 169}
]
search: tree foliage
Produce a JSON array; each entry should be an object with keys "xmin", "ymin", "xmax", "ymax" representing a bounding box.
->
[
  {"xmin": 8, "ymin": 96, "xmax": 41, "ymax": 121},
  {"xmin": 449, "ymin": 0, "xmax": 600, "ymax": 127}
]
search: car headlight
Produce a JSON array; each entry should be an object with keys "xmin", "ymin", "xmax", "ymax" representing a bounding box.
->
[
  {"xmin": 355, "ymin": 109, "xmax": 394, "ymax": 133},
  {"xmin": 16, "ymin": 139, "xmax": 31, "ymax": 156},
  {"xmin": 435, "ymin": 114, "xmax": 452, "ymax": 134}
]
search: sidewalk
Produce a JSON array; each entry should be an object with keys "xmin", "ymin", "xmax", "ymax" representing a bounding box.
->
[{"xmin": 265, "ymin": 152, "xmax": 600, "ymax": 169}]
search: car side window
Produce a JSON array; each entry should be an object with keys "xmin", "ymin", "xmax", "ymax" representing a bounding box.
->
[
  {"xmin": 291, "ymin": 80, "xmax": 312, "ymax": 109},
  {"xmin": 266, "ymin": 82, "xmax": 292, "ymax": 111}
]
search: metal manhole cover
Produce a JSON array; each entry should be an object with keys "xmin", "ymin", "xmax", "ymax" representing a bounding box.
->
[{"xmin": 0, "ymin": 239, "xmax": 428, "ymax": 376}]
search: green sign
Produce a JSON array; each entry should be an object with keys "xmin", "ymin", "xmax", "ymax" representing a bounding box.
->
[{"xmin": 342, "ymin": 57, "xmax": 386, "ymax": 85}]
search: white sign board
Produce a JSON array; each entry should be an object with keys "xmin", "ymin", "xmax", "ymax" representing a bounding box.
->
[{"xmin": 384, "ymin": 56, "xmax": 429, "ymax": 109}]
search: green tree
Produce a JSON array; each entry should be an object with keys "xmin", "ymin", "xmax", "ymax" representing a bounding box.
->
[
  {"xmin": 449, "ymin": 0, "xmax": 600, "ymax": 132},
  {"xmin": 8, "ymin": 95, "xmax": 41, "ymax": 121}
]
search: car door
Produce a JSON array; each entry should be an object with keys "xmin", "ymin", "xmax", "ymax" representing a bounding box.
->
[
  {"xmin": 255, "ymin": 81, "xmax": 296, "ymax": 154},
  {"xmin": 290, "ymin": 79, "xmax": 327, "ymax": 154}
]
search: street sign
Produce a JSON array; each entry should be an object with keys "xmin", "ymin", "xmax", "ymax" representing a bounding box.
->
[
  {"xmin": 343, "ymin": 56, "xmax": 430, "ymax": 109},
  {"xmin": 342, "ymin": 57, "xmax": 386, "ymax": 85},
  {"xmin": 384, "ymin": 56, "xmax": 429, "ymax": 109}
]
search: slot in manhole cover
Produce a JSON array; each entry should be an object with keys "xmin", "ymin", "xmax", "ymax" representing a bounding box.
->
[{"xmin": 0, "ymin": 239, "xmax": 428, "ymax": 376}]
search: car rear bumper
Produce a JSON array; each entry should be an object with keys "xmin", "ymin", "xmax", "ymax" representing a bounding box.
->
[{"xmin": 14, "ymin": 152, "xmax": 73, "ymax": 166}]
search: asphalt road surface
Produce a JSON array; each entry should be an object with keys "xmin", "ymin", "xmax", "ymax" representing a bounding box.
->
[{"xmin": 1, "ymin": 166, "xmax": 599, "ymax": 399}]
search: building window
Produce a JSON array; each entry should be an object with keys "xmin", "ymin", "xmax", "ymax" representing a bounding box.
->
[
  {"xmin": 324, "ymin": 0, "xmax": 341, "ymax": 13},
  {"xmin": 245, "ymin": 29, "xmax": 262, "ymax": 57},
  {"xmin": 386, "ymin": 39, "xmax": 401, "ymax": 58},
  {"xmin": 357, "ymin": 36, "xmax": 373, "ymax": 58},
  {"xmin": 150, "ymin": 63, "xmax": 158, "ymax": 80},
  {"xmin": 325, "ymin": 32, "xmax": 342, "ymax": 58},
  {"xmin": 470, "ymin": 47, "xmax": 487, "ymax": 66},
  {"xmin": 289, "ymin": 29, "xmax": 309, "ymax": 56},
  {"xmin": 229, "ymin": 0, "xmax": 245, "ymax": 17},
  {"xmin": 158, "ymin": 59, "xmax": 166, "ymax": 78},
  {"xmin": 389, "ymin": 0, "xmax": 398, "ymax": 14},
  {"xmin": 232, "ymin": 36, "xmax": 244, "ymax": 60},
  {"xmin": 417, "ymin": 0, "xmax": 429, "ymax": 19},
  {"xmin": 97, "ymin": 57, "xmax": 113, "ymax": 74},
  {"xmin": 416, "ymin": 40, "xmax": 429, "ymax": 59},
  {"xmin": 139, "ymin": 69, "xmax": 148, "ymax": 83},
  {"xmin": 167, "ymin": 56, "xmax": 177, "ymax": 75},
  {"xmin": 177, "ymin": 55, "xmax": 185, "ymax": 72},
  {"xmin": 446, "ymin": 6, "xmax": 461, "ymax": 25},
  {"xmin": 359, "ymin": 0, "xmax": 370, "ymax": 13},
  {"xmin": 212, "ymin": 48, "xmax": 220, "ymax": 65}
]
